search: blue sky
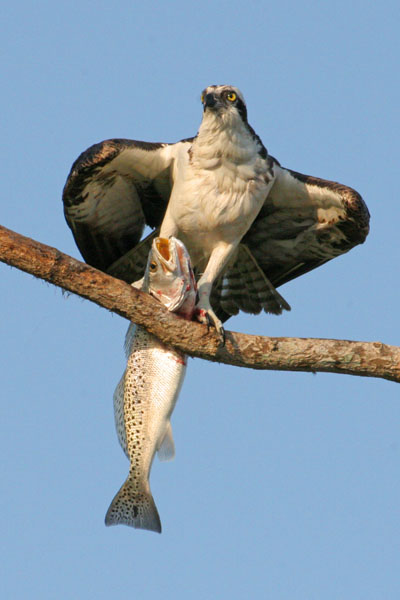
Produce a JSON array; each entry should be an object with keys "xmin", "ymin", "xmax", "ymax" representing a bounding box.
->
[{"xmin": 1, "ymin": 1, "xmax": 400, "ymax": 598}]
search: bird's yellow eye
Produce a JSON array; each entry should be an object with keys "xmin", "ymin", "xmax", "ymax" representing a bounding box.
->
[
  {"xmin": 227, "ymin": 92, "xmax": 237, "ymax": 102},
  {"xmin": 149, "ymin": 261, "xmax": 157, "ymax": 272},
  {"xmin": 201, "ymin": 93, "xmax": 205, "ymax": 103}
]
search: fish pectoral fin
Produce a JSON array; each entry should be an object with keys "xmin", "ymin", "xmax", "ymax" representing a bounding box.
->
[{"xmin": 157, "ymin": 422, "xmax": 175, "ymax": 462}]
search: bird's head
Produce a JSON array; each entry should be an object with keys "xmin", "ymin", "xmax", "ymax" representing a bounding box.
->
[
  {"xmin": 196, "ymin": 85, "xmax": 265, "ymax": 159},
  {"xmin": 200, "ymin": 85, "xmax": 248, "ymax": 125}
]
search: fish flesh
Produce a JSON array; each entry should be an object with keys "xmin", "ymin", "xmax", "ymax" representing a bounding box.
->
[{"xmin": 105, "ymin": 237, "xmax": 197, "ymax": 532}]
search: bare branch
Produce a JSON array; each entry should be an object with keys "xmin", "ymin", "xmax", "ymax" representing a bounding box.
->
[{"xmin": 1, "ymin": 224, "xmax": 399, "ymax": 383}]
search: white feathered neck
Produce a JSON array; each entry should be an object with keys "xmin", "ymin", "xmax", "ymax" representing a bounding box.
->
[{"xmin": 192, "ymin": 108, "xmax": 263, "ymax": 165}]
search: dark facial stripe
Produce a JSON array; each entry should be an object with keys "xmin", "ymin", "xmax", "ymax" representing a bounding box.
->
[{"xmin": 235, "ymin": 97, "xmax": 248, "ymax": 122}]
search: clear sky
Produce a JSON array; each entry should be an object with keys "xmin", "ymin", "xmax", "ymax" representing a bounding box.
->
[{"xmin": 2, "ymin": 1, "xmax": 400, "ymax": 598}]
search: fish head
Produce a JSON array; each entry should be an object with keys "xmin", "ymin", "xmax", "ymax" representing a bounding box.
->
[{"xmin": 144, "ymin": 237, "xmax": 197, "ymax": 317}]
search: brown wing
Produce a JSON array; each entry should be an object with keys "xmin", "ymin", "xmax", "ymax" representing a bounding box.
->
[
  {"xmin": 210, "ymin": 159, "xmax": 369, "ymax": 321},
  {"xmin": 243, "ymin": 159, "xmax": 370, "ymax": 288},
  {"xmin": 62, "ymin": 137, "xmax": 193, "ymax": 271}
]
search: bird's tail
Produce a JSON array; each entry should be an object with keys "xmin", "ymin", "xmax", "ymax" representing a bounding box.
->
[
  {"xmin": 217, "ymin": 244, "xmax": 291, "ymax": 317},
  {"xmin": 105, "ymin": 478, "xmax": 161, "ymax": 533}
]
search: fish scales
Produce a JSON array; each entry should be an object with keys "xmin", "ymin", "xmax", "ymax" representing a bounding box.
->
[{"xmin": 105, "ymin": 237, "xmax": 196, "ymax": 533}]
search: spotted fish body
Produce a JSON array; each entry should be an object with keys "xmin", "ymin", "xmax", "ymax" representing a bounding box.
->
[{"xmin": 105, "ymin": 237, "xmax": 196, "ymax": 533}]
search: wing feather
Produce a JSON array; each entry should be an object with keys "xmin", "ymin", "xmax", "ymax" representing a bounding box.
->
[
  {"xmin": 107, "ymin": 229, "xmax": 158, "ymax": 284},
  {"xmin": 214, "ymin": 245, "xmax": 290, "ymax": 318},
  {"xmin": 243, "ymin": 160, "xmax": 370, "ymax": 289},
  {"xmin": 209, "ymin": 161, "xmax": 369, "ymax": 321},
  {"xmin": 62, "ymin": 138, "xmax": 192, "ymax": 271}
]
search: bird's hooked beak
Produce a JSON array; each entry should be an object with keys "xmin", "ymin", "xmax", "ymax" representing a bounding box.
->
[{"xmin": 203, "ymin": 92, "xmax": 220, "ymax": 112}]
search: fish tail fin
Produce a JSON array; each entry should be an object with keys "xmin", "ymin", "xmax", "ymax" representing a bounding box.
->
[{"xmin": 105, "ymin": 479, "xmax": 161, "ymax": 533}]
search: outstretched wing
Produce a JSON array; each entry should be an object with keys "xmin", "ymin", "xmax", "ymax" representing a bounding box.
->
[
  {"xmin": 244, "ymin": 159, "xmax": 370, "ymax": 287},
  {"xmin": 62, "ymin": 137, "xmax": 192, "ymax": 272},
  {"xmin": 210, "ymin": 159, "xmax": 370, "ymax": 321}
]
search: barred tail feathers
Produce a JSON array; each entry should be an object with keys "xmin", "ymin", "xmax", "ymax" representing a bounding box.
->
[
  {"xmin": 218, "ymin": 244, "xmax": 290, "ymax": 316},
  {"xmin": 105, "ymin": 479, "xmax": 161, "ymax": 533}
]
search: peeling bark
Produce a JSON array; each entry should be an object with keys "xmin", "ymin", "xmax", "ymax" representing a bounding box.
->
[{"xmin": 1, "ymin": 224, "xmax": 399, "ymax": 383}]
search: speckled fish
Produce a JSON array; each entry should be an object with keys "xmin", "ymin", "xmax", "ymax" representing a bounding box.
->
[{"xmin": 105, "ymin": 237, "xmax": 197, "ymax": 533}]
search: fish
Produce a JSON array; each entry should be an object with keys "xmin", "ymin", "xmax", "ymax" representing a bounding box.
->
[{"xmin": 105, "ymin": 237, "xmax": 197, "ymax": 533}]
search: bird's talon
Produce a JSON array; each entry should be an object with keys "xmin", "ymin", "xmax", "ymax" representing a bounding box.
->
[{"xmin": 195, "ymin": 307, "xmax": 225, "ymax": 345}]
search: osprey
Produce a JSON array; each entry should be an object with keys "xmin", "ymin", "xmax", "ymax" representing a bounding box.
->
[{"xmin": 63, "ymin": 85, "xmax": 370, "ymax": 338}]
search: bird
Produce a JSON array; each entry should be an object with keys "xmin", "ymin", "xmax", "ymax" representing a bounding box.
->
[{"xmin": 63, "ymin": 85, "xmax": 370, "ymax": 338}]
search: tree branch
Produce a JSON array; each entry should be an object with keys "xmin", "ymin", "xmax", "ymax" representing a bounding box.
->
[{"xmin": 1, "ymin": 224, "xmax": 399, "ymax": 383}]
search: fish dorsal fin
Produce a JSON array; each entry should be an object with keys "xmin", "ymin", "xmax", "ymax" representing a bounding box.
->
[{"xmin": 157, "ymin": 422, "xmax": 175, "ymax": 462}]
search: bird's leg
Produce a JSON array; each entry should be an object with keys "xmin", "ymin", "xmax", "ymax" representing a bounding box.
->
[
  {"xmin": 159, "ymin": 209, "xmax": 178, "ymax": 240},
  {"xmin": 195, "ymin": 242, "xmax": 236, "ymax": 344}
]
